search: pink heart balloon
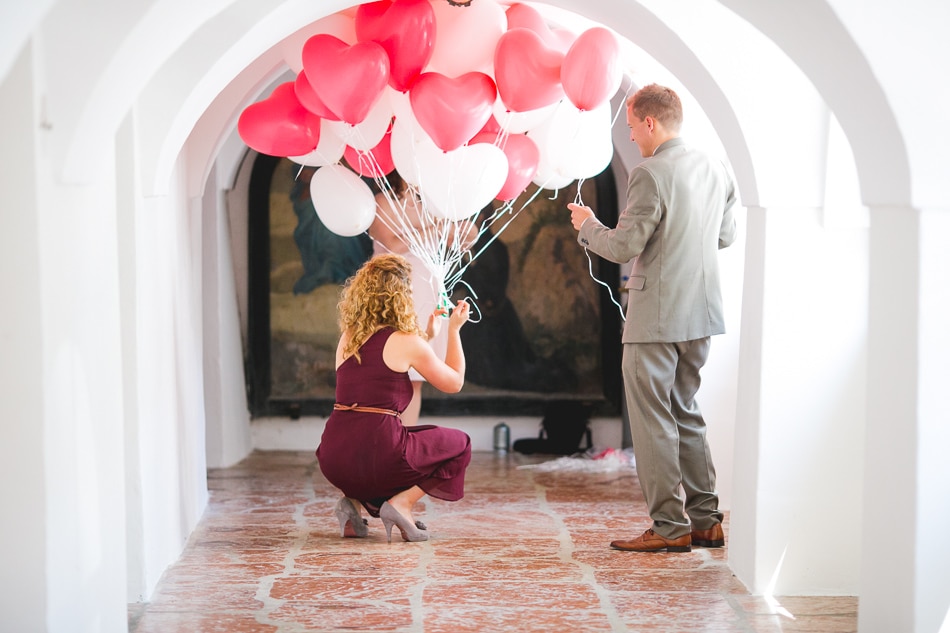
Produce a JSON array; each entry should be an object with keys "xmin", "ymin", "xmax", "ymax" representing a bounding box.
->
[
  {"xmin": 410, "ymin": 72, "xmax": 497, "ymax": 152},
  {"xmin": 301, "ymin": 34, "xmax": 390, "ymax": 125},
  {"xmin": 493, "ymin": 28, "xmax": 565, "ymax": 113},
  {"xmin": 505, "ymin": 3, "xmax": 575, "ymax": 53},
  {"xmin": 470, "ymin": 132, "xmax": 539, "ymax": 202},
  {"xmin": 426, "ymin": 0, "xmax": 506, "ymax": 77},
  {"xmin": 562, "ymin": 27, "xmax": 623, "ymax": 111},
  {"xmin": 478, "ymin": 115, "xmax": 503, "ymax": 136},
  {"xmin": 237, "ymin": 82, "xmax": 321, "ymax": 157},
  {"xmin": 343, "ymin": 127, "xmax": 395, "ymax": 177},
  {"xmin": 355, "ymin": 0, "xmax": 436, "ymax": 92},
  {"xmin": 294, "ymin": 71, "xmax": 341, "ymax": 121}
]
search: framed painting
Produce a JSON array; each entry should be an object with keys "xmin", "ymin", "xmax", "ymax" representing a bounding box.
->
[{"xmin": 246, "ymin": 155, "xmax": 622, "ymax": 417}]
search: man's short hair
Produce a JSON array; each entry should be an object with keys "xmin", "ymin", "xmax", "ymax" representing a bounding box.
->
[{"xmin": 627, "ymin": 84, "xmax": 683, "ymax": 132}]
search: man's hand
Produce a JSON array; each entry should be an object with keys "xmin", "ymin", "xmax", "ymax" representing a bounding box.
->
[{"xmin": 568, "ymin": 203, "xmax": 595, "ymax": 231}]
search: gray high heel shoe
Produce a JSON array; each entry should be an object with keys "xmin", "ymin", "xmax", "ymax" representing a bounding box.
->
[
  {"xmin": 380, "ymin": 501, "xmax": 428, "ymax": 542},
  {"xmin": 335, "ymin": 497, "xmax": 369, "ymax": 538}
]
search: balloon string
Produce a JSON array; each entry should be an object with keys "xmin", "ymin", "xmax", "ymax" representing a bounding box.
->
[
  {"xmin": 353, "ymin": 121, "xmax": 569, "ymax": 323},
  {"xmin": 574, "ymin": 185, "xmax": 626, "ymax": 323},
  {"xmin": 584, "ymin": 248, "xmax": 626, "ymax": 323},
  {"xmin": 442, "ymin": 187, "xmax": 545, "ymax": 292},
  {"xmin": 367, "ymin": 158, "xmax": 471, "ymax": 303},
  {"xmin": 611, "ymin": 85, "xmax": 632, "ymax": 128}
]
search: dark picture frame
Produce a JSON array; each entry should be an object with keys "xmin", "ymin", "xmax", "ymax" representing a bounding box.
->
[{"xmin": 246, "ymin": 154, "xmax": 622, "ymax": 419}]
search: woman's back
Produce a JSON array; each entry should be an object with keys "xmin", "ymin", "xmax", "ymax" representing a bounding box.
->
[{"xmin": 335, "ymin": 328, "xmax": 413, "ymax": 413}]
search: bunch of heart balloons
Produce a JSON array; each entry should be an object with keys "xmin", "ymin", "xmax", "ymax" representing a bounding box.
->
[{"xmin": 238, "ymin": 0, "xmax": 623, "ymax": 287}]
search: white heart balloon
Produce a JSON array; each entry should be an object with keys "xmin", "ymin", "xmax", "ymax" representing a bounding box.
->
[
  {"xmin": 560, "ymin": 105, "xmax": 614, "ymax": 179},
  {"xmin": 289, "ymin": 119, "xmax": 347, "ymax": 166},
  {"xmin": 528, "ymin": 102, "xmax": 614, "ymax": 186},
  {"xmin": 492, "ymin": 97, "xmax": 558, "ymax": 134},
  {"xmin": 326, "ymin": 93, "xmax": 393, "ymax": 151},
  {"xmin": 310, "ymin": 164, "xmax": 376, "ymax": 236},
  {"xmin": 390, "ymin": 116, "xmax": 441, "ymax": 186},
  {"xmin": 388, "ymin": 87, "xmax": 415, "ymax": 125},
  {"xmin": 531, "ymin": 165, "xmax": 575, "ymax": 191},
  {"xmin": 417, "ymin": 143, "xmax": 508, "ymax": 221}
]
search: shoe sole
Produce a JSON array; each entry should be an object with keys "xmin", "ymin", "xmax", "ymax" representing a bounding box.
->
[
  {"xmin": 691, "ymin": 539, "xmax": 724, "ymax": 548},
  {"xmin": 610, "ymin": 543, "xmax": 691, "ymax": 552}
]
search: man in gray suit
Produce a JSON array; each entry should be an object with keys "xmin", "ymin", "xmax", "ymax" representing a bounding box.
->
[{"xmin": 568, "ymin": 84, "xmax": 738, "ymax": 552}]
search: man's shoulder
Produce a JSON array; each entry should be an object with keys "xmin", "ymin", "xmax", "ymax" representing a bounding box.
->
[{"xmin": 652, "ymin": 142, "xmax": 722, "ymax": 171}]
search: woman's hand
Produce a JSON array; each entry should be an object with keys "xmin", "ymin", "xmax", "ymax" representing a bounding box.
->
[
  {"xmin": 448, "ymin": 300, "xmax": 471, "ymax": 330},
  {"xmin": 425, "ymin": 306, "xmax": 447, "ymax": 340}
]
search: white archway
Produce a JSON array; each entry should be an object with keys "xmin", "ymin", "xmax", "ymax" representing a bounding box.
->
[{"xmin": 3, "ymin": 1, "xmax": 947, "ymax": 631}]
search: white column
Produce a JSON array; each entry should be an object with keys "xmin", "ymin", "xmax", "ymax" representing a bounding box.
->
[
  {"xmin": 861, "ymin": 205, "xmax": 950, "ymax": 633},
  {"xmin": 915, "ymin": 208, "xmax": 950, "ymax": 633},
  {"xmin": 202, "ymin": 164, "xmax": 252, "ymax": 469},
  {"xmin": 0, "ymin": 44, "xmax": 48, "ymax": 633},
  {"xmin": 731, "ymin": 204, "xmax": 868, "ymax": 595}
]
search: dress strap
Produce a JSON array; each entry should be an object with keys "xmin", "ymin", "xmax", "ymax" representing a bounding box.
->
[{"xmin": 334, "ymin": 402, "xmax": 401, "ymax": 418}]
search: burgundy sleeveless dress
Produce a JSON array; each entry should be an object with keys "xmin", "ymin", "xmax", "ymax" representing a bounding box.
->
[{"xmin": 316, "ymin": 328, "xmax": 472, "ymax": 516}]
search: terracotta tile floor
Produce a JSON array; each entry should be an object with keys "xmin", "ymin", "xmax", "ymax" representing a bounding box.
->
[{"xmin": 128, "ymin": 450, "xmax": 858, "ymax": 632}]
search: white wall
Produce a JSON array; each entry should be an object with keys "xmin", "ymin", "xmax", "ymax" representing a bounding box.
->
[
  {"xmin": 202, "ymin": 162, "xmax": 253, "ymax": 469},
  {"xmin": 26, "ymin": 47, "xmax": 130, "ymax": 632},
  {"xmin": 129, "ymin": 156, "xmax": 210, "ymax": 597},
  {"xmin": 0, "ymin": 44, "xmax": 49, "ymax": 633},
  {"xmin": 251, "ymin": 415, "xmax": 626, "ymax": 455},
  {"xmin": 862, "ymin": 204, "xmax": 950, "ymax": 633},
  {"xmin": 734, "ymin": 205, "xmax": 868, "ymax": 594},
  {"xmin": 914, "ymin": 209, "xmax": 950, "ymax": 633}
]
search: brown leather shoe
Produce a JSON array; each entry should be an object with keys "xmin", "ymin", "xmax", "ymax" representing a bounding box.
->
[
  {"xmin": 610, "ymin": 528, "xmax": 691, "ymax": 552},
  {"xmin": 690, "ymin": 524, "xmax": 725, "ymax": 548}
]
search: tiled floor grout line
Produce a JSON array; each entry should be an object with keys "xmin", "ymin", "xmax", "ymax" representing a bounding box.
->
[
  {"xmin": 407, "ymin": 540, "xmax": 435, "ymax": 633},
  {"xmin": 254, "ymin": 481, "xmax": 315, "ymax": 632},
  {"xmin": 534, "ymin": 481, "xmax": 631, "ymax": 633}
]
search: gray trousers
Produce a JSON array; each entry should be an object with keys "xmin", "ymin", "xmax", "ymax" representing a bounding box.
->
[{"xmin": 622, "ymin": 338, "xmax": 723, "ymax": 539}]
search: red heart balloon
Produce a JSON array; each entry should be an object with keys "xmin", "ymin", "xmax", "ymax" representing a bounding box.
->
[
  {"xmin": 478, "ymin": 115, "xmax": 503, "ymax": 136},
  {"xmin": 410, "ymin": 72, "xmax": 497, "ymax": 152},
  {"xmin": 471, "ymin": 132, "xmax": 539, "ymax": 201},
  {"xmin": 355, "ymin": 0, "xmax": 435, "ymax": 92},
  {"xmin": 343, "ymin": 127, "xmax": 395, "ymax": 177},
  {"xmin": 237, "ymin": 82, "xmax": 321, "ymax": 157},
  {"xmin": 294, "ymin": 71, "xmax": 341, "ymax": 121},
  {"xmin": 493, "ymin": 28, "xmax": 565, "ymax": 113},
  {"xmin": 301, "ymin": 34, "xmax": 390, "ymax": 125}
]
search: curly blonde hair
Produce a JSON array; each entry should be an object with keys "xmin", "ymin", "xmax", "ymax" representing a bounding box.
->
[{"xmin": 338, "ymin": 253, "xmax": 425, "ymax": 362}]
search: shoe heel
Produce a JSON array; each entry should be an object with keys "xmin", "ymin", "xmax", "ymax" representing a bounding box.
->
[
  {"xmin": 380, "ymin": 502, "xmax": 428, "ymax": 543},
  {"xmin": 335, "ymin": 509, "xmax": 348, "ymax": 537},
  {"xmin": 334, "ymin": 498, "xmax": 368, "ymax": 538},
  {"xmin": 668, "ymin": 544, "xmax": 692, "ymax": 553},
  {"xmin": 381, "ymin": 517, "xmax": 396, "ymax": 543}
]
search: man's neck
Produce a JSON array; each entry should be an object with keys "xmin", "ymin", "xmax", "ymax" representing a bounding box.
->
[{"xmin": 649, "ymin": 133, "xmax": 679, "ymax": 156}]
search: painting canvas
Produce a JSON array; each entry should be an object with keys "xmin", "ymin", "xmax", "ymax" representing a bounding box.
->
[{"xmin": 263, "ymin": 158, "xmax": 613, "ymax": 412}]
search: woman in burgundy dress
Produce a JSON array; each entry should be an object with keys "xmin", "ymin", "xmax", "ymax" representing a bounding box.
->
[{"xmin": 316, "ymin": 253, "xmax": 472, "ymax": 542}]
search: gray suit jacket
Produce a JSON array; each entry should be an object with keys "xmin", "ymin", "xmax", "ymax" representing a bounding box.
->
[{"xmin": 579, "ymin": 138, "xmax": 738, "ymax": 343}]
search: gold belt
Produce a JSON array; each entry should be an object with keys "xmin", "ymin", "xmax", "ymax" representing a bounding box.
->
[{"xmin": 333, "ymin": 403, "xmax": 401, "ymax": 418}]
